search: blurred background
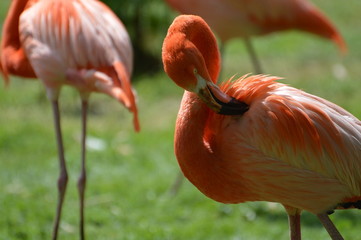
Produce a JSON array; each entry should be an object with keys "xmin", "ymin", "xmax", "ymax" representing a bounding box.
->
[{"xmin": 1, "ymin": 0, "xmax": 361, "ymax": 239}]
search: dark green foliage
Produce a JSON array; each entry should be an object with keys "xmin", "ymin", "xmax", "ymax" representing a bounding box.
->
[{"xmin": 101, "ymin": 0, "xmax": 176, "ymax": 77}]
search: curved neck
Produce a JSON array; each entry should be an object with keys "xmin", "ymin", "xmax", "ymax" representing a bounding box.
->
[
  {"xmin": 175, "ymin": 91, "xmax": 237, "ymax": 202},
  {"xmin": 175, "ymin": 92, "xmax": 212, "ymax": 187},
  {"xmin": 2, "ymin": 0, "xmax": 28, "ymax": 49},
  {"xmin": 1, "ymin": 0, "xmax": 36, "ymax": 78}
]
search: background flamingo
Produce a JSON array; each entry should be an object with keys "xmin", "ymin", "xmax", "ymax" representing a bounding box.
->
[
  {"xmin": 162, "ymin": 14, "xmax": 361, "ymax": 240},
  {"xmin": 0, "ymin": 0, "xmax": 139, "ymax": 239},
  {"xmin": 164, "ymin": 0, "xmax": 346, "ymax": 74}
]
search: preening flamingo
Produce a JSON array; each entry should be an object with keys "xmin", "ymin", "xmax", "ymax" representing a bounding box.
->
[
  {"xmin": 0, "ymin": 0, "xmax": 139, "ymax": 239},
  {"xmin": 164, "ymin": 0, "xmax": 346, "ymax": 74},
  {"xmin": 162, "ymin": 15, "xmax": 360, "ymax": 240}
]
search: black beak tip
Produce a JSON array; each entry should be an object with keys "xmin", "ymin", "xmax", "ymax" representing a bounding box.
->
[
  {"xmin": 218, "ymin": 98, "xmax": 249, "ymax": 116},
  {"xmin": 207, "ymin": 85, "xmax": 249, "ymax": 116}
]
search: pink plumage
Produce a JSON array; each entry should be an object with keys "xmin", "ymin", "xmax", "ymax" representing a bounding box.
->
[
  {"xmin": 1, "ymin": 1, "xmax": 139, "ymax": 239},
  {"xmin": 163, "ymin": 14, "xmax": 357, "ymax": 240}
]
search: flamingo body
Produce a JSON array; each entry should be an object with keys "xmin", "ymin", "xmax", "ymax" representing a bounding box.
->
[
  {"xmin": 163, "ymin": 15, "xmax": 358, "ymax": 239},
  {"xmin": 2, "ymin": 0, "xmax": 138, "ymax": 126},
  {"xmin": 1, "ymin": 0, "xmax": 139, "ymax": 239},
  {"xmin": 165, "ymin": 0, "xmax": 346, "ymax": 51},
  {"xmin": 165, "ymin": 0, "xmax": 346, "ymax": 75},
  {"xmin": 176, "ymin": 76, "xmax": 361, "ymax": 213},
  {"xmin": 19, "ymin": 0, "xmax": 138, "ymax": 120}
]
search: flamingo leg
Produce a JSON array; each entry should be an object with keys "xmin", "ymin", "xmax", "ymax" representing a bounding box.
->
[
  {"xmin": 51, "ymin": 100, "xmax": 68, "ymax": 240},
  {"xmin": 217, "ymin": 41, "xmax": 225, "ymax": 83},
  {"xmin": 243, "ymin": 37, "xmax": 263, "ymax": 74},
  {"xmin": 317, "ymin": 213, "xmax": 344, "ymax": 240},
  {"xmin": 288, "ymin": 213, "xmax": 301, "ymax": 240},
  {"xmin": 78, "ymin": 100, "xmax": 88, "ymax": 240},
  {"xmin": 169, "ymin": 171, "xmax": 185, "ymax": 196}
]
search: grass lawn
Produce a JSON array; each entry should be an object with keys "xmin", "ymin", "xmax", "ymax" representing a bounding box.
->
[{"xmin": 1, "ymin": 0, "xmax": 361, "ymax": 239}]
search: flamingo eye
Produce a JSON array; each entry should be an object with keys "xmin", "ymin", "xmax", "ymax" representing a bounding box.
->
[{"xmin": 193, "ymin": 68, "xmax": 198, "ymax": 75}]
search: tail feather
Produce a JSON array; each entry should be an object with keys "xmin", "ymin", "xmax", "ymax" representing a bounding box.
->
[
  {"xmin": 252, "ymin": 1, "xmax": 347, "ymax": 54},
  {"xmin": 113, "ymin": 61, "xmax": 140, "ymax": 132},
  {"xmin": 331, "ymin": 32, "xmax": 347, "ymax": 55},
  {"xmin": 294, "ymin": 4, "xmax": 347, "ymax": 54}
]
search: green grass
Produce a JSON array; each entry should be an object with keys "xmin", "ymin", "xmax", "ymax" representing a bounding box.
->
[{"xmin": 1, "ymin": 0, "xmax": 361, "ymax": 239}]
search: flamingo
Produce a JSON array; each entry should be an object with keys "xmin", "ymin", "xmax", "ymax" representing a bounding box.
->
[
  {"xmin": 0, "ymin": 0, "xmax": 139, "ymax": 239},
  {"xmin": 164, "ymin": 0, "xmax": 347, "ymax": 195},
  {"xmin": 162, "ymin": 15, "xmax": 360, "ymax": 240},
  {"xmin": 164, "ymin": 0, "xmax": 346, "ymax": 74}
]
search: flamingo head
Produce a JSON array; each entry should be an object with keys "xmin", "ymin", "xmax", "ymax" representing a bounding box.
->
[{"xmin": 162, "ymin": 15, "xmax": 248, "ymax": 115}]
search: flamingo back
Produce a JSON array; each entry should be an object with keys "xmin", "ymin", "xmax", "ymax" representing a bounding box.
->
[
  {"xmin": 165, "ymin": 0, "xmax": 346, "ymax": 52},
  {"xmin": 20, "ymin": 0, "xmax": 132, "ymax": 80},
  {"xmin": 18, "ymin": 0, "xmax": 139, "ymax": 130},
  {"xmin": 201, "ymin": 75, "xmax": 361, "ymax": 212}
]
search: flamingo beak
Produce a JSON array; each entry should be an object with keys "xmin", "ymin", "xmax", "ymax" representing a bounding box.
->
[{"xmin": 196, "ymin": 76, "xmax": 249, "ymax": 115}]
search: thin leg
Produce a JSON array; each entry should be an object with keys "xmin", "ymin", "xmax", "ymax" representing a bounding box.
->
[
  {"xmin": 317, "ymin": 213, "xmax": 344, "ymax": 240},
  {"xmin": 243, "ymin": 37, "xmax": 263, "ymax": 74},
  {"xmin": 218, "ymin": 41, "xmax": 225, "ymax": 83},
  {"xmin": 78, "ymin": 100, "xmax": 88, "ymax": 240},
  {"xmin": 169, "ymin": 171, "xmax": 184, "ymax": 197},
  {"xmin": 288, "ymin": 213, "xmax": 301, "ymax": 240},
  {"xmin": 51, "ymin": 100, "xmax": 68, "ymax": 240}
]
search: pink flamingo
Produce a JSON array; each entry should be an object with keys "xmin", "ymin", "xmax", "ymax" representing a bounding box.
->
[
  {"xmin": 1, "ymin": 0, "xmax": 139, "ymax": 239},
  {"xmin": 162, "ymin": 14, "xmax": 359, "ymax": 240},
  {"xmin": 164, "ymin": 0, "xmax": 346, "ymax": 74}
]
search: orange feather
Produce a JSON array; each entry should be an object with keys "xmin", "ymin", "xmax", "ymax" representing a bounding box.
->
[
  {"xmin": 163, "ymin": 14, "xmax": 357, "ymax": 239},
  {"xmin": 1, "ymin": 1, "xmax": 139, "ymax": 239},
  {"xmin": 165, "ymin": 0, "xmax": 346, "ymax": 52},
  {"xmin": 1, "ymin": 0, "xmax": 139, "ymax": 130}
]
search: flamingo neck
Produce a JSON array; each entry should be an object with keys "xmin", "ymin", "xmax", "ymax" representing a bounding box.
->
[
  {"xmin": 175, "ymin": 91, "xmax": 243, "ymax": 203},
  {"xmin": 175, "ymin": 92, "xmax": 213, "ymax": 192},
  {"xmin": 2, "ymin": 0, "xmax": 29, "ymax": 49},
  {"xmin": 1, "ymin": 0, "xmax": 36, "ymax": 78}
]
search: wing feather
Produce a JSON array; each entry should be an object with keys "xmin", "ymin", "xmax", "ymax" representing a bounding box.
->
[
  {"xmin": 19, "ymin": 0, "xmax": 132, "ymax": 77},
  {"xmin": 216, "ymin": 76, "xmax": 361, "ymax": 205}
]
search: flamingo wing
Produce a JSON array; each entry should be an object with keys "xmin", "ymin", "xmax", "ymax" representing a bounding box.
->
[
  {"xmin": 207, "ymin": 76, "xmax": 361, "ymax": 212},
  {"xmin": 223, "ymin": 0, "xmax": 346, "ymax": 50},
  {"xmin": 18, "ymin": 0, "xmax": 138, "ymax": 130},
  {"xmin": 20, "ymin": 0, "xmax": 132, "ymax": 74}
]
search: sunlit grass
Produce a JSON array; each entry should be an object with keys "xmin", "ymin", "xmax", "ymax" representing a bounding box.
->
[{"xmin": 1, "ymin": 0, "xmax": 361, "ymax": 239}]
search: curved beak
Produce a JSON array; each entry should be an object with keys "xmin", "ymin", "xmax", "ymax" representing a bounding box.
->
[{"xmin": 196, "ymin": 76, "xmax": 249, "ymax": 116}]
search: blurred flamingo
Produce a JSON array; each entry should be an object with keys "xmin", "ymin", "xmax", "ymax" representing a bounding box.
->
[
  {"xmin": 162, "ymin": 15, "xmax": 360, "ymax": 240},
  {"xmin": 164, "ymin": 0, "xmax": 346, "ymax": 74},
  {"xmin": 0, "ymin": 0, "xmax": 139, "ymax": 239}
]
